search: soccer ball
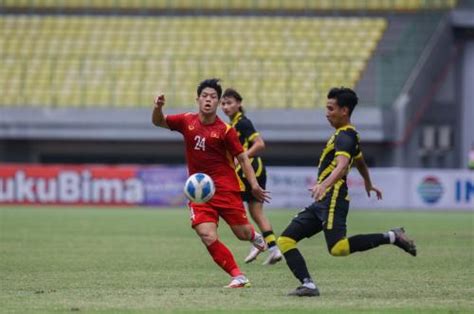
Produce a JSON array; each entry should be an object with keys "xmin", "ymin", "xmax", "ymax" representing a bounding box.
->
[{"xmin": 183, "ymin": 173, "xmax": 215, "ymax": 203}]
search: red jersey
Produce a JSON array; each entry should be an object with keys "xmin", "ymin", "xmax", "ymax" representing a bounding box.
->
[{"xmin": 166, "ymin": 113, "xmax": 244, "ymax": 193}]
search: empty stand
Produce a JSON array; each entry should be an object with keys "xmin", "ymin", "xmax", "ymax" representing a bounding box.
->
[
  {"xmin": 0, "ymin": 16, "xmax": 386, "ymax": 108},
  {"xmin": 1, "ymin": 0, "xmax": 458, "ymax": 10}
]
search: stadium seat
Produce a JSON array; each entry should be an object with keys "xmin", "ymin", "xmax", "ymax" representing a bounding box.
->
[
  {"xmin": 0, "ymin": 16, "xmax": 387, "ymax": 108},
  {"xmin": 1, "ymin": 0, "xmax": 458, "ymax": 10}
]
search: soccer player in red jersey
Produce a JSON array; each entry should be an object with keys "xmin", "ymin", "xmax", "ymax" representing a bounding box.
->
[{"xmin": 152, "ymin": 78, "xmax": 270, "ymax": 288}]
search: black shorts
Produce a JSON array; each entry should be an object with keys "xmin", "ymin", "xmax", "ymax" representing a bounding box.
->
[
  {"xmin": 237, "ymin": 157, "xmax": 266, "ymax": 203},
  {"xmin": 281, "ymin": 191, "xmax": 349, "ymax": 251}
]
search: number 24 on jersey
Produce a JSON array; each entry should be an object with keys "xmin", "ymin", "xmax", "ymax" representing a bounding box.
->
[{"xmin": 194, "ymin": 135, "xmax": 206, "ymax": 151}]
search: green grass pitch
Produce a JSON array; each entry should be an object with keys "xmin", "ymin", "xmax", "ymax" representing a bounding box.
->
[{"xmin": 0, "ymin": 207, "xmax": 472, "ymax": 313}]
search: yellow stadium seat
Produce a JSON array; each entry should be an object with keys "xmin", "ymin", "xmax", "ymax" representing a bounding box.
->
[
  {"xmin": 0, "ymin": 15, "xmax": 387, "ymax": 108},
  {"xmin": 0, "ymin": 0, "xmax": 457, "ymax": 9}
]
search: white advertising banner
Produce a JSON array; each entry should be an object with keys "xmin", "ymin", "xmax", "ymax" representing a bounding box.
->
[
  {"xmin": 346, "ymin": 168, "xmax": 406, "ymax": 209},
  {"xmin": 265, "ymin": 167, "xmax": 317, "ymax": 210},
  {"xmin": 266, "ymin": 167, "xmax": 406, "ymax": 209},
  {"xmin": 266, "ymin": 167, "xmax": 473, "ymax": 210},
  {"xmin": 408, "ymin": 170, "xmax": 474, "ymax": 209}
]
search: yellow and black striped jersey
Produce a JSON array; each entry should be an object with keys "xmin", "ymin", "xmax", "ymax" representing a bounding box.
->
[
  {"xmin": 231, "ymin": 112, "xmax": 260, "ymax": 152},
  {"xmin": 317, "ymin": 125, "xmax": 362, "ymax": 186},
  {"xmin": 231, "ymin": 112, "xmax": 265, "ymax": 190}
]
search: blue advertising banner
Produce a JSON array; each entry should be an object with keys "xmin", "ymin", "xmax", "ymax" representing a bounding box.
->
[{"xmin": 138, "ymin": 166, "xmax": 188, "ymax": 206}]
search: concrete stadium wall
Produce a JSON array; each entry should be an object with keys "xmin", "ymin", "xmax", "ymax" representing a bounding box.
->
[{"xmin": 0, "ymin": 107, "xmax": 391, "ymax": 166}]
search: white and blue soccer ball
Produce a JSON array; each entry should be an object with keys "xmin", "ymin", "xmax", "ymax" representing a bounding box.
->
[{"xmin": 183, "ymin": 173, "xmax": 215, "ymax": 203}]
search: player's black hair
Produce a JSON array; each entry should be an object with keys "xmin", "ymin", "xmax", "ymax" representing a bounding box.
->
[
  {"xmin": 197, "ymin": 78, "xmax": 222, "ymax": 99},
  {"xmin": 222, "ymin": 88, "xmax": 244, "ymax": 113},
  {"xmin": 327, "ymin": 87, "xmax": 358, "ymax": 116}
]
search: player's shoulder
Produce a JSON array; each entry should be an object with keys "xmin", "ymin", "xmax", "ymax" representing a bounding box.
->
[
  {"xmin": 336, "ymin": 125, "xmax": 358, "ymax": 137},
  {"xmin": 238, "ymin": 114, "xmax": 252, "ymax": 123},
  {"xmin": 334, "ymin": 125, "xmax": 360, "ymax": 146},
  {"xmin": 174, "ymin": 112, "xmax": 196, "ymax": 121},
  {"xmin": 223, "ymin": 122, "xmax": 234, "ymax": 134},
  {"xmin": 183, "ymin": 112, "xmax": 197, "ymax": 118},
  {"xmin": 185, "ymin": 112, "xmax": 201, "ymax": 124},
  {"xmin": 213, "ymin": 116, "xmax": 232, "ymax": 132},
  {"xmin": 235, "ymin": 115, "xmax": 253, "ymax": 128}
]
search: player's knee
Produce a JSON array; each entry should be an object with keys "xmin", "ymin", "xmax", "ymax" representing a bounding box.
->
[
  {"xmin": 329, "ymin": 238, "xmax": 350, "ymax": 257},
  {"xmin": 198, "ymin": 232, "xmax": 217, "ymax": 246},
  {"xmin": 277, "ymin": 236, "xmax": 297, "ymax": 254}
]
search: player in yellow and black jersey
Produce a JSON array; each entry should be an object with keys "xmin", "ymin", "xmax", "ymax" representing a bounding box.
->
[
  {"xmin": 277, "ymin": 87, "xmax": 417, "ymax": 297},
  {"xmin": 221, "ymin": 88, "xmax": 282, "ymax": 266}
]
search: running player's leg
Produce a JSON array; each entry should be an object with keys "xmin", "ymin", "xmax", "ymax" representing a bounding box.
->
[
  {"xmin": 227, "ymin": 218, "xmax": 266, "ymax": 252},
  {"xmin": 247, "ymin": 200, "xmax": 282, "ymax": 265},
  {"xmin": 323, "ymin": 199, "xmax": 416, "ymax": 257},
  {"xmin": 332, "ymin": 228, "xmax": 416, "ymax": 256},
  {"xmin": 218, "ymin": 192, "xmax": 267, "ymax": 252},
  {"xmin": 277, "ymin": 203, "xmax": 324, "ymax": 296},
  {"xmin": 190, "ymin": 203, "xmax": 245, "ymax": 285},
  {"xmin": 243, "ymin": 200, "xmax": 266, "ymax": 263},
  {"xmin": 194, "ymin": 222, "xmax": 241, "ymax": 277},
  {"xmin": 240, "ymin": 165, "xmax": 281, "ymax": 264}
]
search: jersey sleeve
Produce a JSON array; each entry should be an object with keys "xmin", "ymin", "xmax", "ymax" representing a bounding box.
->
[
  {"xmin": 335, "ymin": 131, "xmax": 358, "ymax": 159},
  {"xmin": 224, "ymin": 126, "xmax": 245, "ymax": 157},
  {"xmin": 237, "ymin": 119, "xmax": 259, "ymax": 142},
  {"xmin": 354, "ymin": 143, "xmax": 363, "ymax": 159},
  {"xmin": 165, "ymin": 113, "xmax": 186, "ymax": 133}
]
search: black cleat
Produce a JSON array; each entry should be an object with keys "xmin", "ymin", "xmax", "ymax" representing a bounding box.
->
[
  {"xmin": 391, "ymin": 227, "xmax": 417, "ymax": 256},
  {"xmin": 287, "ymin": 285, "xmax": 320, "ymax": 297}
]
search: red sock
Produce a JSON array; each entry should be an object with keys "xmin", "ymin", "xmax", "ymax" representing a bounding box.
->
[{"xmin": 206, "ymin": 240, "xmax": 241, "ymax": 277}]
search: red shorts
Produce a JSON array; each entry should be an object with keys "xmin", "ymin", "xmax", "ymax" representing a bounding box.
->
[{"xmin": 188, "ymin": 191, "xmax": 249, "ymax": 228}]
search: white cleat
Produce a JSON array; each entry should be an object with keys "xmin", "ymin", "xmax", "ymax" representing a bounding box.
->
[
  {"xmin": 245, "ymin": 233, "xmax": 267, "ymax": 263},
  {"xmin": 262, "ymin": 247, "xmax": 283, "ymax": 265},
  {"xmin": 224, "ymin": 275, "xmax": 251, "ymax": 288},
  {"xmin": 244, "ymin": 246, "xmax": 262, "ymax": 263},
  {"xmin": 251, "ymin": 232, "xmax": 267, "ymax": 252}
]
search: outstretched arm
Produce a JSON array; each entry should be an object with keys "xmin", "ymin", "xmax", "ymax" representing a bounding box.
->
[
  {"xmin": 152, "ymin": 94, "xmax": 169, "ymax": 129},
  {"xmin": 236, "ymin": 151, "xmax": 270, "ymax": 203},
  {"xmin": 354, "ymin": 155, "xmax": 382, "ymax": 199}
]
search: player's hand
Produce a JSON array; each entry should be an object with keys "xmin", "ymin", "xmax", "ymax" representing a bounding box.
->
[
  {"xmin": 154, "ymin": 94, "xmax": 165, "ymax": 108},
  {"xmin": 310, "ymin": 183, "xmax": 326, "ymax": 201},
  {"xmin": 365, "ymin": 183, "xmax": 383, "ymax": 200},
  {"xmin": 251, "ymin": 184, "xmax": 271, "ymax": 203}
]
